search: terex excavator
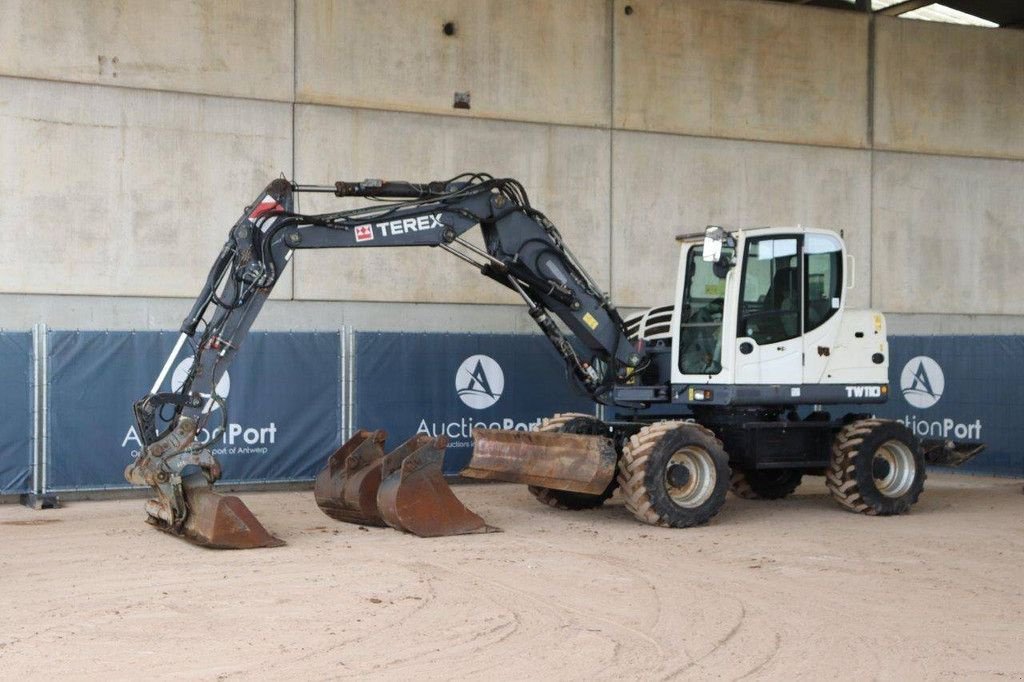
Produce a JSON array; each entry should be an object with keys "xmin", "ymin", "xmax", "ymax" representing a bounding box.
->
[{"xmin": 126, "ymin": 174, "xmax": 978, "ymax": 549}]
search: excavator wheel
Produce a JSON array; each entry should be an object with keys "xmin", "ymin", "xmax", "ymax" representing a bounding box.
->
[
  {"xmin": 730, "ymin": 468, "xmax": 803, "ymax": 500},
  {"xmin": 527, "ymin": 413, "xmax": 619, "ymax": 511},
  {"xmin": 826, "ymin": 418, "xmax": 925, "ymax": 515},
  {"xmin": 618, "ymin": 421, "xmax": 730, "ymax": 528}
]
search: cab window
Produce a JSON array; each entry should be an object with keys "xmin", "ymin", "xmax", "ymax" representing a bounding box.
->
[
  {"xmin": 678, "ymin": 246, "xmax": 730, "ymax": 375},
  {"xmin": 738, "ymin": 237, "xmax": 800, "ymax": 345},
  {"xmin": 804, "ymin": 234, "xmax": 843, "ymax": 333}
]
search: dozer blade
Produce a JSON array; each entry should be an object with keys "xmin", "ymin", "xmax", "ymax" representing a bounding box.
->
[
  {"xmin": 461, "ymin": 428, "xmax": 617, "ymax": 495},
  {"xmin": 147, "ymin": 472, "xmax": 284, "ymax": 550},
  {"xmin": 313, "ymin": 429, "xmax": 389, "ymax": 526},
  {"xmin": 377, "ymin": 435, "xmax": 498, "ymax": 538}
]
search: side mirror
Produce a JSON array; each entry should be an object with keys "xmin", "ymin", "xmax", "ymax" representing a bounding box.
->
[{"xmin": 702, "ymin": 226, "xmax": 726, "ymax": 263}]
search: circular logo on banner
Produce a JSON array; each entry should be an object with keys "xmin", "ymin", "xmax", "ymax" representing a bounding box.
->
[
  {"xmin": 455, "ymin": 355, "xmax": 504, "ymax": 409},
  {"xmin": 899, "ymin": 356, "xmax": 944, "ymax": 409},
  {"xmin": 171, "ymin": 358, "xmax": 230, "ymax": 413}
]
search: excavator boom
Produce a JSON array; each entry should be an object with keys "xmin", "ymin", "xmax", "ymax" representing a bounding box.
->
[{"xmin": 127, "ymin": 174, "xmax": 641, "ymax": 547}]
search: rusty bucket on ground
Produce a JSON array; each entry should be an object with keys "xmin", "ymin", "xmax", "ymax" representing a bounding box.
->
[
  {"xmin": 462, "ymin": 428, "xmax": 617, "ymax": 494},
  {"xmin": 313, "ymin": 429, "xmax": 389, "ymax": 526},
  {"xmin": 145, "ymin": 471, "xmax": 284, "ymax": 549},
  {"xmin": 314, "ymin": 431, "xmax": 495, "ymax": 537},
  {"xmin": 376, "ymin": 435, "xmax": 498, "ymax": 538}
]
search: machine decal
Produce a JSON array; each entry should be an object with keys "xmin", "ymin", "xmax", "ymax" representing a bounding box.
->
[
  {"xmin": 354, "ymin": 224, "xmax": 374, "ymax": 242},
  {"xmin": 373, "ymin": 214, "xmax": 443, "ymax": 238},
  {"xmin": 582, "ymin": 312, "xmax": 599, "ymax": 330},
  {"xmin": 248, "ymin": 195, "xmax": 282, "ymax": 222},
  {"xmin": 845, "ymin": 385, "xmax": 883, "ymax": 399}
]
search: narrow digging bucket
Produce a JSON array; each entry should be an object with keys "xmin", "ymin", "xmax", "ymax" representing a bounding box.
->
[
  {"xmin": 313, "ymin": 429, "xmax": 388, "ymax": 526},
  {"xmin": 147, "ymin": 472, "xmax": 284, "ymax": 549},
  {"xmin": 377, "ymin": 435, "xmax": 497, "ymax": 538},
  {"xmin": 462, "ymin": 428, "xmax": 617, "ymax": 495}
]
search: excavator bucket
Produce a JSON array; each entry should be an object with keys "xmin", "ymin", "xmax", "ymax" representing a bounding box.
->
[
  {"xmin": 376, "ymin": 435, "xmax": 497, "ymax": 537},
  {"xmin": 146, "ymin": 472, "xmax": 284, "ymax": 549},
  {"xmin": 313, "ymin": 429, "xmax": 389, "ymax": 526},
  {"xmin": 462, "ymin": 428, "xmax": 617, "ymax": 494}
]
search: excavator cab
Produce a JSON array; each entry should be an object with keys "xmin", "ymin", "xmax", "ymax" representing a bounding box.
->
[{"xmin": 670, "ymin": 225, "xmax": 884, "ymax": 393}]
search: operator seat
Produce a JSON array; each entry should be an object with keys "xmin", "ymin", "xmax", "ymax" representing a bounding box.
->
[{"xmin": 766, "ymin": 266, "xmax": 799, "ymax": 338}]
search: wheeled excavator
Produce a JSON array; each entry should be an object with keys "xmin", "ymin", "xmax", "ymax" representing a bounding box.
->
[{"xmin": 125, "ymin": 174, "xmax": 975, "ymax": 549}]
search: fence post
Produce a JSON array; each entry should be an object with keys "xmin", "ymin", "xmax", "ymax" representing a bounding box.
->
[{"xmin": 21, "ymin": 323, "xmax": 59, "ymax": 509}]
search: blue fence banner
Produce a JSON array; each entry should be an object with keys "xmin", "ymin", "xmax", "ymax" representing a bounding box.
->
[
  {"xmin": 353, "ymin": 332, "xmax": 596, "ymax": 475},
  {"xmin": 46, "ymin": 331, "xmax": 342, "ymax": 491},
  {"xmin": 0, "ymin": 332, "xmax": 33, "ymax": 494},
  {"xmin": 866, "ymin": 335, "xmax": 1023, "ymax": 478}
]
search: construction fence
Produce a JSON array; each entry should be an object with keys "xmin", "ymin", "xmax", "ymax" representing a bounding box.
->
[{"xmin": 0, "ymin": 329, "xmax": 1020, "ymax": 496}]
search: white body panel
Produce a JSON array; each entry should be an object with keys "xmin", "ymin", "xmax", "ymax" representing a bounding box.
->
[{"xmin": 669, "ymin": 226, "xmax": 888, "ymax": 388}]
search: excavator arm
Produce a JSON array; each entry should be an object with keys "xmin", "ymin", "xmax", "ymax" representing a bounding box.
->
[{"xmin": 125, "ymin": 174, "xmax": 643, "ymax": 545}]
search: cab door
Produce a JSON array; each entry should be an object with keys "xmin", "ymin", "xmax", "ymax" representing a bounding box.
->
[
  {"xmin": 802, "ymin": 233, "xmax": 846, "ymax": 383},
  {"xmin": 733, "ymin": 235, "xmax": 804, "ymax": 385}
]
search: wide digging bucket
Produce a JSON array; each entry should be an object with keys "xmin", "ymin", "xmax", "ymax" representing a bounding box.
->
[
  {"xmin": 313, "ymin": 429, "xmax": 388, "ymax": 526},
  {"xmin": 462, "ymin": 428, "xmax": 617, "ymax": 494},
  {"xmin": 147, "ymin": 472, "xmax": 284, "ymax": 549},
  {"xmin": 376, "ymin": 435, "xmax": 497, "ymax": 538}
]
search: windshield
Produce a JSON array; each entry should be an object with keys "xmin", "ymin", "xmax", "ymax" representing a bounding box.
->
[{"xmin": 679, "ymin": 246, "xmax": 730, "ymax": 375}]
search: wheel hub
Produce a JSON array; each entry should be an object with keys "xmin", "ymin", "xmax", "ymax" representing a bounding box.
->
[
  {"xmin": 666, "ymin": 463, "xmax": 691, "ymax": 487},
  {"xmin": 873, "ymin": 439, "xmax": 916, "ymax": 498},
  {"xmin": 664, "ymin": 446, "xmax": 716, "ymax": 509}
]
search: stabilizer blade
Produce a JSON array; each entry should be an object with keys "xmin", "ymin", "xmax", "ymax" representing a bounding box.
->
[{"xmin": 462, "ymin": 428, "xmax": 617, "ymax": 494}]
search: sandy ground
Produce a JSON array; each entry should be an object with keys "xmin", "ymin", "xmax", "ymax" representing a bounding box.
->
[{"xmin": 0, "ymin": 473, "xmax": 1021, "ymax": 681}]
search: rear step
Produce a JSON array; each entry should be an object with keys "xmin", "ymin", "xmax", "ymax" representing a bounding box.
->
[{"xmin": 314, "ymin": 431, "xmax": 496, "ymax": 537}]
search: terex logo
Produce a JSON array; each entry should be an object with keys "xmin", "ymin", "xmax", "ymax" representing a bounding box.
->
[
  {"xmin": 171, "ymin": 358, "xmax": 229, "ymax": 413},
  {"xmin": 354, "ymin": 224, "xmax": 374, "ymax": 242},
  {"xmin": 456, "ymin": 355, "xmax": 504, "ymax": 409},
  {"xmin": 360, "ymin": 214, "xmax": 443, "ymax": 242},
  {"xmin": 900, "ymin": 356, "xmax": 944, "ymax": 409},
  {"xmin": 845, "ymin": 385, "xmax": 881, "ymax": 399}
]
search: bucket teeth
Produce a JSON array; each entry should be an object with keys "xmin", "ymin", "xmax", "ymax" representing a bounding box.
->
[
  {"xmin": 313, "ymin": 429, "xmax": 389, "ymax": 526},
  {"xmin": 377, "ymin": 435, "xmax": 498, "ymax": 538}
]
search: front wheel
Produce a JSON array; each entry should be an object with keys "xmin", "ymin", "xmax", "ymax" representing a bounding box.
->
[
  {"xmin": 826, "ymin": 419, "xmax": 925, "ymax": 515},
  {"xmin": 618, "ymin": 421, "xmax": 730, "ymax": 528}
]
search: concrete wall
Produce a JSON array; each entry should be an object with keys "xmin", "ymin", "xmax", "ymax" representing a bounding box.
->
[
  {"xmin": 0, "ymin": 0, "xmax": 294, "ymax": 101},
  {"xmin": 0, "ymin": 76, "xmax": 292, "ymax": 299},
  {"xmin": 874, "ymin": 16, "xmax": 1024, "ymax": 160},
  {"xmin": 1, "ymin": 0, "xmax": 1022, "ymax": 336},
  {"xmin": 292, "ymin": 106, "xmax": 610, "ymax": 304},
  {"xmin": 296, "ymin": 0, "xmax": 610, "ymax": 127},
  {"xmin": 614, "ymin": 0, "xmax": 869, "ymax": 149}
]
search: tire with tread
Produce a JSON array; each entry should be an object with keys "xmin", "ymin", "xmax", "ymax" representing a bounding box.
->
[
  {"xmin": 826, "ymin": 418, "xmax": 925, "ymax": 515},
  {"xmin": 730, "ymin": 468, "xmax": 803, "ymax": 500},
  {"xmin": 617, "ymin": 421, "xmax": 730, "ymax": 528},
  {"xmin": 527, "ymin": 413, "xmax": 618, "ymax": 511}
]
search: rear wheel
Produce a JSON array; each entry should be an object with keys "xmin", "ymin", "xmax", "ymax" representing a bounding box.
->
[
  {"xmin": 527, "ymin": 413, "xmax": 619, "ymax": 510},
  {"xmin": 826, "ymin": 419, "xmax": 925, "ymax": 515},
  {"xmin": 730, "ymin": 468, "xmax": 803, "ymax": 500},
  {"xmin": 618, "ymin": 421, "xmax": 730, "ymax": 528}
]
